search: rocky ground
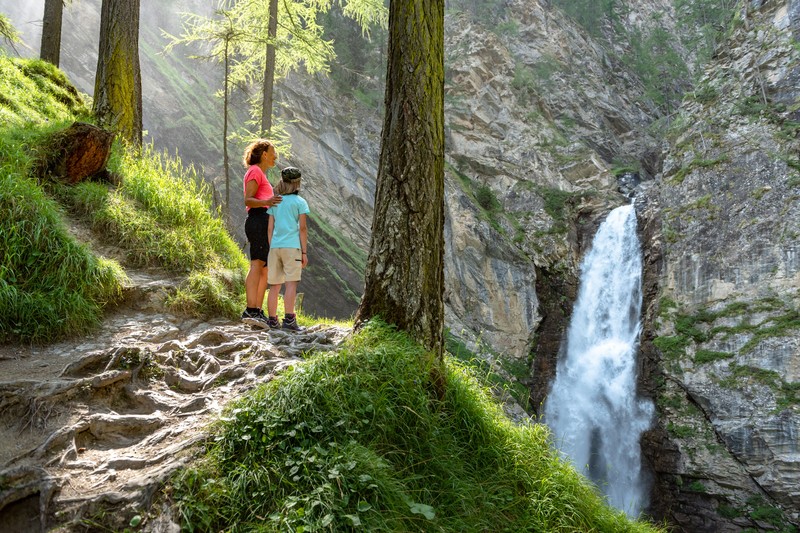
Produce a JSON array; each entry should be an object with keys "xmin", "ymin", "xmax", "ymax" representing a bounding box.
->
[{"xmin": 0, "ymin": 273, "xmax": 349, "ymax": 532}]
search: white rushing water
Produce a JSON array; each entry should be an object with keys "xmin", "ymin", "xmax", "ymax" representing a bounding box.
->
[{"xmin": 544, "ymin": 204, "xmax": 654, "ymax": 517}]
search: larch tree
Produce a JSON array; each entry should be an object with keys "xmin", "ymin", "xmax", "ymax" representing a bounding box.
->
[
  {"xmin": 40, "ymin": 0, "xmax": 64, "ymax": 66},
  {"xmin": 165, "ymin": 6, "xmax": 245, "ymax": 219},
  {"xmin": 227, "ymin": 0, "xmax": 387, "ymax": 140},
  {"xmin": 0, "ymin": 13, "xmax": 21, "ymax": 51},
  {"xmin": 260, "ymin": 0, "xmax": 278, "ymax": 135},
  {"xmin": 93, "ymin": 0, "xmax": 142, "ymax": 146},
  {"xmin": 355, "ymin": 0, "xmax": 446, "ymax": 360}
]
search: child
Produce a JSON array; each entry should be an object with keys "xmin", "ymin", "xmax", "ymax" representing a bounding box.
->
[{"xmin": 266, "ymin": 167, "xmax": 310, "ymax": 330}]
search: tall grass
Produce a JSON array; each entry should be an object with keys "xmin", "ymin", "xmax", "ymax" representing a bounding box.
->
[
  {"xmin": 1, "ymin": 54, "xmax": 248, "ymax": 341},
  {"xmin": 57, "ymin": 142, "xmax": 249, "ymax": 319},
  {"xmin": 0, "ymin": 56, "xmax": 125, "ymax": 342},
  {"xmin": 173, "ymin": 320, "xmax": 662, "ymax": 532}
]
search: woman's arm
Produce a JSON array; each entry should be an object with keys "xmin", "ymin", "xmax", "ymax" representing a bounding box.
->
[{"xmin": 244, "ymin": 179, "xmax": 281, "ymax": 208}]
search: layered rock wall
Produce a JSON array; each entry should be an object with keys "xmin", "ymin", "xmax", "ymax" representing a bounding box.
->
[{"xmin": 641, "ymin": 1, "xmax": 800, "ymax": 529}]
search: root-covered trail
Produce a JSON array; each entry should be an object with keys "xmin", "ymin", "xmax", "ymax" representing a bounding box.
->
[{"xmin": 0, "ymin": 293, "xmax": 348, "ymax": 532}]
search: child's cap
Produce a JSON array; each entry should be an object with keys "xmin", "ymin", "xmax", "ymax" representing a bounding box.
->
[{"xmin": 282, "ymin": 167, "xmax": 302, "ymax": 182}]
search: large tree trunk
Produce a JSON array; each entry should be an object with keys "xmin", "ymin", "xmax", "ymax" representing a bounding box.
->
[
  {"xmin": 355, "ymin": 0, "xmax": 445, "ymax": 357},
  {"xmin": 260, "ymin": 0, "xmax": 279, "ymax": 135},
  {"xmin": 92, "ymin": 0, "xmax": 142, "ymax": 147},
  {"xmin": 40, "ymin": 0, "xmax": 63, "ymax": 66}
]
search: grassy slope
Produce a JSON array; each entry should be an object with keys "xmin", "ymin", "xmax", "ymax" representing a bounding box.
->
[
  {"xmin": 0, "ymin": 57, "xmax": 126, "ymax": 342},
  {"xmin": 174, "ymin": 320, "xmax": 662, "ymax": 532},
  {"xmin": 0, "ymin": 55, "xmax": 248, "ymax": 342}
]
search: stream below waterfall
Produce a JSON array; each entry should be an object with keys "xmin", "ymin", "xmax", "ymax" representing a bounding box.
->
[{"xmin": 544, "ymin": 204, "xmax": 654, "ymax": 517}]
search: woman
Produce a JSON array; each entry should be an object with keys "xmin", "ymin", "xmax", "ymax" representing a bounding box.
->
[{"xmin": 241, "ymin": 139, "xmax": 282, "ymax": 328}]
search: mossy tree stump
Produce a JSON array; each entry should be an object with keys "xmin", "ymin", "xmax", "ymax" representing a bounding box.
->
[{"xmin": 42, "ymin": 122, "xmax": 114, "ymax": 184}]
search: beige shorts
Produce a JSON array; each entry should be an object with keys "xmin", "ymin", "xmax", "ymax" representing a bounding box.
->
[{"xmin": 267, "ymin": 248, "xmax": 302, "ymax": 284}]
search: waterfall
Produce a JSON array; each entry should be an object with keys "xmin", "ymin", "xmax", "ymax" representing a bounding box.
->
[{"xmin": 544, "ymin": 204, "xmax": 654, "ymax": 516}]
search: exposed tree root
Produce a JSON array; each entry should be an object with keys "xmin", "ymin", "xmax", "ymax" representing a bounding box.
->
[{"xmin": 0, "ymin": 317, "xmax": 349, "ymax": 531}]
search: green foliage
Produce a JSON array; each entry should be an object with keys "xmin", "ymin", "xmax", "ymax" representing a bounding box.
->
[
  {"xmin": 670, "ymin": 156, "xmax": 729, "ymax": 184},
  {"xmin": 538, "ymin": 186, "xmax": 577, "ymax": 234},
  {"xmin": 0, "ymin": 13, "xmax": 21, "ymax": 45},
  {"xmin": 550, "ymin": 0, "xmax": 622, "ymax": 38},
  {"xmin": 653, "ymin": 335, "xmax": 690, "ymax": 360},
  {"xmin": 687, "ymin": 481, "xmax": 706, "ymax": 493},
  {"xmin": 0, "ymin": 57, "xmax": 126, "ymax": 343},
  {"xmin": 746, "ymin": 496, "xmax": 794, "ymax": 530},
  {"xmin": 733, "ymin": 95, "xmax": 800, "ymax": 144},
  {"xmin": 321, "ymin": 7, "xmax": 386, "ymax": 106},
  {"xmin": 718, "ymin": 503, "xmax": 743, "ymax": 519},
  {"xmin": 666, "ymin": 422, "xmax": 694, "ymax": 439},
  {"xmin": 168, "ymin": 0, "xmax": 388, "ymax": 137},
  {"xmin": 624, "ymin": 25, "xmax": 690, "ymax": 113},
  {"xmin": 445, "ymin": 330, "xmax": 531, "ymax": 410},
  {"xmin": 692, "ymin": 83, "xmax": 719, "ymax": 105},
  {"xmin": 475, "ymin": 183, "xmax": 501, "ymax": 212},
  {"xmin": 694, "ymin": 349, "xmax": 732, "ymax": 364},
  {"xmin": 738, "ymin": 309, "xmax": 800, "ymax": 354},
  {"xmin": 446, "ymin": 0, "xmax": 509, "ymax": 24},
  {"xmin": 675, "ymin": 311, "xmax": 713, "ymax": 342},
  {"xmin": 173, "ymin": 320, "xmax": 661, "ymax": 532},
  {"xmin": 674, "ymin": 0, "xmax": 736, "ymax": 66},
  {"xmin": 447, "ymin": 164, "xmax": 506, "ymax": 234},
  {"xmin": 494, "ymin": 20, "xmax": 519, "ymax": 37},
  {"xmin": 511, "ymin": 63, "xmax": 538, "ymax": 106}
]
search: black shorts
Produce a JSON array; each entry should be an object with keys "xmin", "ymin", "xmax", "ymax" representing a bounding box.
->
[{"xmin": 245, "ymin": 208, "xmax": 270, "ymax": 263}]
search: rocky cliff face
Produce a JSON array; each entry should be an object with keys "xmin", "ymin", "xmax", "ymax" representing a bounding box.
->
[{"xmin": 639, "ymin": 1, "xmax": 800, "ymax": 530}]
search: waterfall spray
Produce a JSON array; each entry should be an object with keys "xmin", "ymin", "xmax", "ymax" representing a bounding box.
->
[{"xmin": 544, "ymin": 204, "xmax": 654, "ymax": 516}]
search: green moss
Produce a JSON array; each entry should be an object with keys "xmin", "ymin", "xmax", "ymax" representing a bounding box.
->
[
  {"xmin": 653, "ymin": 335, "xmax": 690, "ymax": 360},
  {"xmin": 667, "ymin": 422, "xmax": 694, "ymax": 438},
  {"xmin": 669, "ymin": 156, "xmax": 729, "ymax": 185},
  {"xmin": 687, "ymin": 481, "xmax": 707, "ymax": 493},
  {"xmin": 695, "ymin": 349, "xmax": 733, "ymax": 364},
  {"xmin": 739, "ymin": 309, "xmax": 800, "ymax": 353}
]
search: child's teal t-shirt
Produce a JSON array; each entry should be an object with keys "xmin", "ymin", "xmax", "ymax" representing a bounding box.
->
[{"xmin": 267, "ymin": 194, "xmax": 310, "ymax": 249}]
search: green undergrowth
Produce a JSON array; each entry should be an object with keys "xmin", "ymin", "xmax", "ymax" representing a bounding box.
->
[
  {"xmin": 56, "ymin": 143, "xmax": 249, "ymax": 318},
  {"xmin": 1, "ymin": 55, "xmax": 248, "ymax": 342},
  {"xmin": 172, "ymin": 320, "xmax": 660, "ymax": 533},
  {"xmin": 0, "ymin": 56, "xmax": 126, "ymax": 342}
]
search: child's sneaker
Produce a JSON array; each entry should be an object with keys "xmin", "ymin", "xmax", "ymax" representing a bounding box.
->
[
  {"xmin": 281, "ymin": 315, "xmax": 301, "ymax": 332},
  {"xmin": 266, "ymin": 316, "xmax": 281, "ymax": 329}
]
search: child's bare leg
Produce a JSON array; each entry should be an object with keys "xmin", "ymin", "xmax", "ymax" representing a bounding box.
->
[
  {"xmin": 283, "ymin": 281, "xmax": 298, "ymax": 315},
  {"xmin": 267, "ymin": 284, "xmax": 281, "ymax": 317}
]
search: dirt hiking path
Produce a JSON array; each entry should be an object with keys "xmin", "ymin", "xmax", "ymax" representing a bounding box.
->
[{"xmin": 0, "ymin": 274, "xmax": 348, "ymax": 532}]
